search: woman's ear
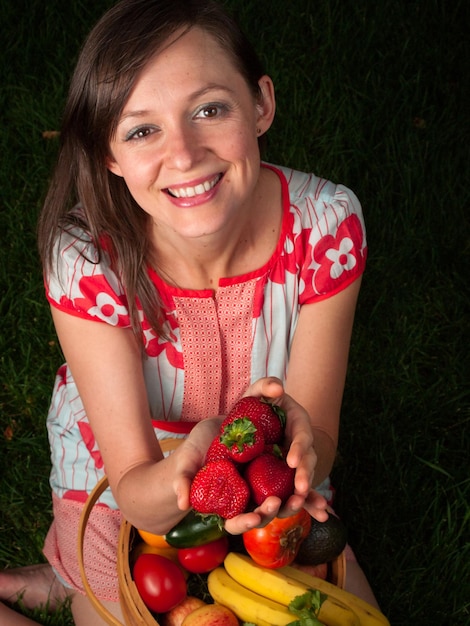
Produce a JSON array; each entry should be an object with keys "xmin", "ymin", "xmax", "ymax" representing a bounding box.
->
[
  {"xmin": 106, "ymin": 155, "xmax": 123, "ymax": 177},
  {"xmin": 255, "ymin": 75, "xmax": 276, "ymax": 136}
]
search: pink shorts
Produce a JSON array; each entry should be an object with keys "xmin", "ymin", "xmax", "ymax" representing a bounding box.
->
[{"xmin": 43, "ymin": 493, "xmax": 122, "ymax": 602}]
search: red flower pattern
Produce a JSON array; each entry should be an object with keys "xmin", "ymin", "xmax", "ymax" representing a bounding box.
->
[
  {"xmin": 308, "ymin": 214, "xmax": 365, "ymax": 296},
  {"xmin": 74, "ymin": 274, "xmax": 130, "ymax": 326}
]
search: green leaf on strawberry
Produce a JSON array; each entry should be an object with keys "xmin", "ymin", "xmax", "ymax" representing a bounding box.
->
[{"xmin": 219, "ymin": 416, "xmax": 265, "ymax": 463}]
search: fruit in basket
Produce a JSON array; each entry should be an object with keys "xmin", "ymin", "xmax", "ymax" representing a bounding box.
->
[
  {"xmin": 130, "ymin": 541, "xmax": 180, "ymax": 569},
  {"xmin": 181, "ymin": 603, "xmax": 239, "ymax": 625},
  {"xmin": 207, "ymin": 566, "xmax": 293, "ymax": 626},
  {"xmin": 223, "ymin": 552, "xmax": 391, "ymax": 625},
  {"xmin": 295, "ymin": 512, "xmax": 348, "ymax": 566},
  {"xmin": 165, "ymin": 509, "xmax": 227, "ymax": 548},
  {"xmin": 133, "ymin": 553, "xmax": 187, "ymax": 613},
  {"xmin": 243, "ymin": 509, "xmax": 311, "ymax": 568},
  {"xmin": 137, "ymin": 528, "xmax": 171, "ymax": 548},
  {"xmin": 177, "ymin": 535, "xmax": 229, "ymax": 574},
  {"xmin": 189, "ymin": 459, "xmax": 250, "ymax": 519},
  {"xmin": 161, "ymin": 596, "xmax": 207, "ymax": 626},
  {"xmin": 281, "ymin": 564, "xmax": 391, "ymax": 625}
]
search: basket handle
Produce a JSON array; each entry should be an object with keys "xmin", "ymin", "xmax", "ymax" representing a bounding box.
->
[
  {"xmin": 78, "ymin": 437, "xmax": 184, "ymax": 625},
  {"xmin": 78, "ymin": 474, "xmax": 123, "ymax": 626}
]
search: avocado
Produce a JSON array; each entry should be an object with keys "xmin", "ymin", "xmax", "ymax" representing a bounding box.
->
[{"xmin": 295, "ymin": 513, "xmax": 348, "ymax": 565}]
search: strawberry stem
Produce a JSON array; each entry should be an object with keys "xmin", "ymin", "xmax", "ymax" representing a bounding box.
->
[{"xmin": 220, "ymin": 417, "xmax": 258, "ymax": 452}]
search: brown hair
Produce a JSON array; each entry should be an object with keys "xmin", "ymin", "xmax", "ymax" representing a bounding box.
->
[{"xmin": 37, "ymin": 0, "xmax": 266, "ymax": 341}]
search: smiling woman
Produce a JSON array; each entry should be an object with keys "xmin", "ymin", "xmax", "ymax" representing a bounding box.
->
[
  {"xmin": 106, "ymin": 27, "xmax": 277, "ymax": 282},
  {"xmin": 0, "ymin": 0, "xmax": 379, "ymax": 624}
]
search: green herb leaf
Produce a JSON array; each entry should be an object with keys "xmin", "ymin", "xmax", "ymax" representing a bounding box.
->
[{"xmin": 286, "ymin": 589, "xmax": 327, "ymax": 626}]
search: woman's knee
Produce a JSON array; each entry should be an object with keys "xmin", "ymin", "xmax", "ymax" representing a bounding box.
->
[{"xmin": 71, "ymin": 592, "xmax": 123, "ymax": 626}]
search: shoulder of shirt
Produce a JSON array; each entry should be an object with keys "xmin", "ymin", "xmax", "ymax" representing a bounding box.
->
[{"xmin": 263, "ymin": 162, "xmax": 340, "ymax": 206}]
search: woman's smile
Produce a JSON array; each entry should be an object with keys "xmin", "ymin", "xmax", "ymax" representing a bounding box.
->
[{"xmin": 165, "ymin": 173, "xmax": 223, "ymax": 204}]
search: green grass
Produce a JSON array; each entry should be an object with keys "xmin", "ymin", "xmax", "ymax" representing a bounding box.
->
[{"xmin": 1, "ymin": 0, "xmax": 469, "ymax": 624}]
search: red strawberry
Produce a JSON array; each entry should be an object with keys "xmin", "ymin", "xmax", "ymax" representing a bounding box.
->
[
  {"xmin": 219, "ymin": 416, "xmax": 265, "ymax": 463},
  {"xmin": 222, "ymin": 396, "xmax": 286, "ymax": 445},
  {"xmin": 253, "ymin": 399, "xmax": 287, "ymax": 445},
  {"xmin": 189, "ymin": 459, "xmax": 250, "ymax": 519},
  {"xmin": 244, "ymin": 452, "xmax": 295, "ymax": 505},
  {"xmin": 205, "ymin": 436, "xmax": 232, "ymax": 463}
]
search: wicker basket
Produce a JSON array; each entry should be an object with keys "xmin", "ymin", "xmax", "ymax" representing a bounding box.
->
[
  {"xmin": 79, "ymin": 437, "xmax": 346, "ymax": 625},
  {"xmin": 78, "ymin": 438, "xmax": 182, "ymax": 626}
]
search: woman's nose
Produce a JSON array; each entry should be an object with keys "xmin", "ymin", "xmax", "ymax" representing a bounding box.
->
[{"xmin": 163, "ymin": 124, "xmax": 203, "ymax": 171}]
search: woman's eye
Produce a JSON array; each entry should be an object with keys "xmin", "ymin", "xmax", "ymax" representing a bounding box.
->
[
  {"xmin": 202, "ymin": 106, "xmax": 218, "ymax": 118},
  {"xmin": 195, "ymin": 104, "xmax": 227, "ymax": 119},
  {"xmin": 125, "ymin": 126, "xmax": 156, "ymax": 141}
]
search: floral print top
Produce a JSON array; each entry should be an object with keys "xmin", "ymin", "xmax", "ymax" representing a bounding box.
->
[{"xmin": 44, "ymin": 163, "xmax": 367, "ymax": 507}]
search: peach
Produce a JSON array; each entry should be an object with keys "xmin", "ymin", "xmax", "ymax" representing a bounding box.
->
[
  {"xmin": 182, "ymin": 603, "xmax": 239, "ymax": 625},
  {"xmin": 161, "ymin": 596, "xmax": 207, "ymax": 626}
]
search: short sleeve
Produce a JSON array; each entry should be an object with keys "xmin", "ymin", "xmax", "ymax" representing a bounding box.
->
[
  {"xmin": 296, "ymin": 179, "xmax": 367, "ymax": 304},
  {"xmin": 45, "ymin": 226, "xmax": 131, "ymax": 327}
]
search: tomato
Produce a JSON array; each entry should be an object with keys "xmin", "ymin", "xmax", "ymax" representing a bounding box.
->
[
  {"xmin": 177, "ymin": 535, "xmax": 229, "ymax": 573},
  {"xmin": 243, "ymin": 509, "xmax": 312, "ymax": 569},
  {"xmin": 133, "ymin": 553, "xmax": 187, "ymax": 613}
]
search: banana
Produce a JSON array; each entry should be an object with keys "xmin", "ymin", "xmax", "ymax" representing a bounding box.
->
[
  {"xmin": 280, "ymin": 564, "xmax": 390, "ymax": 626},
  {"xmin": 207, "ymin": 566, "xmax": 294, "ymax": 626},
  {"xmin": 224, "ymin": 552, "xmax": 360, "ymax": 626}
]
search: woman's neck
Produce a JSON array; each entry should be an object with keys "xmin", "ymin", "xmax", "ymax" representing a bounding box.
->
[{"xmin": 150, "ymin": 168, "xmax": 282, "ymax": 291}]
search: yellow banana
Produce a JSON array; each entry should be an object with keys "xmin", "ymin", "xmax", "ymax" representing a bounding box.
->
[
  {"xmin": 207, "ymin": 566, "xmax": 294, "ymax": 626},
  {"xmin": 224, "ymin": 552, "xmax": 360, "ymax": 626},
  {"xmin": 281, "ymin": 564, "xmax": 390, "ymax": 626}
]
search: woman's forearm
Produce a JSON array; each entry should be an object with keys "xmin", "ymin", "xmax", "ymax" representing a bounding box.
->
[
  {"xmin": 311, "ymin": 427, "xmax": 338, "ymax": 488},
  {"xmin": 114, "ymin": 454, "xmax": 185, "ymax": 534},
  {"xmin": 112, "ymin": 417, "xmax": 223, "ymax": 534}
]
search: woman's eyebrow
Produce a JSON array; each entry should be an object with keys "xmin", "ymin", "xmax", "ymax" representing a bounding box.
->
[
  {"xmin": 118, "ymin": 83, "xmax": 236, "ymax": 124},
  {"xmin": 190, "ymin": 83, "xmax": 236, "ymax": 99}
]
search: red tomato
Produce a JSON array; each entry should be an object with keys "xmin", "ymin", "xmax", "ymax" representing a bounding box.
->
[
  {"xmin": 133, "ymin": 553, "xmax": 187, "ymax": 613},
  {"xmin": 177, "ymin": 535, "xmax": 229, "ymax": 573},
  {"xmin": 243, "ymin": 509, "xmax": 311, "ymax": 569}
]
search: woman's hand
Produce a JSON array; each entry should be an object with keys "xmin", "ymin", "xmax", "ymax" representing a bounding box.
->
[
  {"xmin": 222, "ymin": 377, "xmax": 329, "ymax": 532},
  {"xmin": 172, "ymin": 377, "xmax": 328, "ymax": 535},
  {"xmin": 171, "ymin": 417, "xmax": 223, "ymax": 512}
]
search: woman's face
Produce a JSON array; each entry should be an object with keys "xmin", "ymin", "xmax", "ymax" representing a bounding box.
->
[{"xmin": 107, "ymin": 27, "xmax": 275, "ymax": 243}]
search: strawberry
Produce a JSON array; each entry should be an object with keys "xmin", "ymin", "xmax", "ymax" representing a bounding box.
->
[
  {"xmin": 219, "ymin": 416, "xmax": 265, "ymax": 463},
  {"xmin": 253, "ymin": 399, "xmax": 287, "ymax": 445},
  {"xmin": 205, "ymin": 435, "xmax": 233, "ymax": 463},
  {"xmin": 189, "ymin": 459, "xmax": 250, "ymax": 519},
  {"xmin": 244, "ymin": 451, "xmax": 295, "ymax": 505},
  {"xmin": 221, "ymin": 396, "xmax": 286, "ymax": 445}
]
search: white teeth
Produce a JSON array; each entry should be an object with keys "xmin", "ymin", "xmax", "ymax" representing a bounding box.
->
[{"xmin": 168, "ymin": 175, "xmax": 220, "ymax": 198}]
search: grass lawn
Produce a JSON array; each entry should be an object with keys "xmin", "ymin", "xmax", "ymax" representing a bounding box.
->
[{"xmin": 1, "ymin": 0, "xmax": 469, "ymax": 624}]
